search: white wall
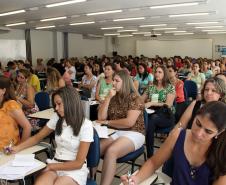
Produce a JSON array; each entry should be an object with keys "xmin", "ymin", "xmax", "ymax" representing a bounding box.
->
[
  {"xmin": 30, "ymin": 30, "xmax": 55, "ymax": 64},
  {"xmin": 136, "ymin": 39, "xmax": 213, "ymax": 58},
  {"xmin": 116, "ymin": 34, "xmax": 226, "ymax": 59},
  {"xmin": 0, "ymin": 29, "xmax": 26, "ymax": 67},
  {"xmin": 68, "ymin": 33, "xmax": 106, "ymax": 58}
]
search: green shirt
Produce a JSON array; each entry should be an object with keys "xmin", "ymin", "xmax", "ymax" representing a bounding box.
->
[
  {"xmin": 99, "ymin": 77, "xmax": 113, "ymax": 99},
  {"xmin": 145, "ymin": 84, "xmax": 175, "ymax": 112}
]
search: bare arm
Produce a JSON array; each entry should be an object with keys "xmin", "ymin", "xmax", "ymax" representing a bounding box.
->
[
  {"xmin": 98, "ymin": 88, "xmax": 116, "ymax": 120},
  {"xmin": 121, "ymin": 128, "xmax": 181, "ymax": 184},
  {"xmin": 58, "ymin": 78, "xmax": 65, "ymax": 88},
  {"xmin": 17, "ymin": 85, "xmax": 35, "ymax": 108},
  {"xmin": 12, "ymin": 126, "xmax": 53, "ymax": 153},
  {"xmin": 177, "ymin": 100, "xmax": 196, "ymax": 128},
  {"xmin": 9, "ymin": 109, "xmax": 32, "ymax": 143},
  {"xmin": 47, "ymin": 141, "xmax": 91, "ymax": 171},
  {"xmin": 99, "ymin": 109, "xmax": 141, "ymax": 128},
  {"xmin": 95, "ymin": 80, "xmax": 101, "ymax": 101},
  {"xmin": 81, "ymin": 78, "xmax": 96, "ymax": 90},
  {"xmin": 98, "ymin": 96, "xmax": 111, "ymax": 120},
  {"xmin": 213, "ymin": 176, "xmax": 226, "ymax": 185}
]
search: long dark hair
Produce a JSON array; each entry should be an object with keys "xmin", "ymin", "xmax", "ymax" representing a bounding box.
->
[
  {"xmin": 52, "ymin": 86, "xmax": 85, "ymax": 136},
  {"xmin": 138, "ymin": 63, "xmax": 149, "ymax": 81},
  {"xmin": 196, "ymin": 101, "xmax": 226, "ymax": 180},
  {"xmin": 0, "ymin": 76, "xmax": 16, "ymax": 107},
  {"xmin": 153, "ymin": 65, "xmax": 170, "ymax": 87}
]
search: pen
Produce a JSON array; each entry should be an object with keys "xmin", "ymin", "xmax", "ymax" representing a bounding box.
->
[{"xmin": 127, "ymin": 170, "xmax": 131, "ymax": 185}]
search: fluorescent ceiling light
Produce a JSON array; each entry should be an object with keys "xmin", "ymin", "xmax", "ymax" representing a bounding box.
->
[
  {"xmin": 118, "ymin": 35, "xmax": 133, "ymax": 37},
  {"xmin": 144, "ymin": 33, "xmax": 162, "ymax": 36},
  {"xmin": 169, "ymin": 12, "xmax": 209, "ymax": 18},
  {"xmin": 207, "ymin": 32, "xmax": 226, "ymax": 34},
  {"xmin": 195, "ymin": 26, "xmax": 224, "ymax": 29},
  {"xmin": 6, "ymin": 22, "xmax": 26, "ymax": 26},
  {"xmin": 153, "ymin": 27, "xmax": 177, "ymax": 30},
  {"xmin": 87, "ymin": 34, "xmax": 103, "ymax": 38},
  {"xmin": 132, "ymin": 32, "xmax": 151, "ymax": 35},
  {"xmin": 117, "ymin": 29, "xmax": 138, "ymax": 32},
  {"xmin": 70, "ymin": 21, "xmax": 95, "ymax": 25},
  {"xmin": 0, "ymin": 10, "xmax": 25, "ymax": 17},
  {"xmin": 165, "ymin": 31, "xmax": 186, "ymax": 33},
  {"xmin": 87, "ymin": 9, "xmax": 122, "ymax": 16},
  {"xmin": 41, "ymin": 16, "xmax": 67, "ymax": 22},
  {"xmin": 46, "ymin": 0, "xmax": 86, "ymax": 8},
  {"xmin": 36, "ymin": 25, "xmax": 55, "ymax": 29},
  {"xmin": 150, "ymin": 2, "xmax": 198, "ymax": 9},
  {"xmin": 113, "ymin": 17, "xmax": 145, "ymax": 22},
  {"xmin": 139, "ymin": 24, "xmax": 167, "ymax": 28},
  {"xmin": 186, "ymin": 21, "xmax": 219, "ymax": 25},
  {"xmin": 174, "ymin": 33, "xmax": 194, "ymax": 35},
  {"xmin": 101, "ymin": 26, "xmax": 123, "ymax": 30},
  {"xmin": 202, "ymin": 29, "xmax": 226, "ymax": 32},
  {"xmin": 104, "ymin": 33, "xmax": 120, "ymax": 36}
]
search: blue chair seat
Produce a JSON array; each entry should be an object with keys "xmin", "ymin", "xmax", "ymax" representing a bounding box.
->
[
  {"xmin": 86, "ymin": 179, "xmax": 97, "ymax": 185},
  {"xmin": 117, "ymin": 145, "xmax": 145, "ymax": 163}
]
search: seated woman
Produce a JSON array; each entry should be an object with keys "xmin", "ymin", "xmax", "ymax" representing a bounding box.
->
[
  {"xmin": 15, "ymin": 69, "xmax": 37, "ymax": 114},
  {"xmin": 179, "ymin": 77, "xmax": 226, "ymax": 129},
  {"xmin": 12, "ymin": 86, "xmax": 93, "ymax": 185},
  {"xmin": 79, "ymin": 63, "xmax": 97, "ymax": 99},
  {"xmin": 46, "ymin": 67, "xmax": 65, "ymax": 94},
  {"xmin": 121, "ymin": 101, "xmax": 226, "ymax": 185},
  {"xmin": 24, "ymin": 63, "xmax": 41, "ymax": 93},
  {"xmin": 0, "ymin": 76, "xmax": 31, "ymax": 151},
  {"xmin": 134, "ymin": 63, "xmax": 153, "ymax": 94},
  {"xmin": 95, "ymin": 62, "xmax": 114, "ymax": 102},
  {"xmin": 142, "ymin": 65, "xmax": 175, "ymax": 157},
  {"xmin": 97, "ymin": 70, "xmax": 145, "ymax": 185},
  {"xmin": 187, "ymin": 62, "xmax": 206, "ymax": 91}
]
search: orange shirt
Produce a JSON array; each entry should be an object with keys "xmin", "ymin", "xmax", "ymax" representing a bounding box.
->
[
  {"xmin": 175, "ymin": 79, "xmax": 185, "ymax": 103},
  {"xmin": 0, "ymin": 100, "xmax": 21, "ymax": 151}
]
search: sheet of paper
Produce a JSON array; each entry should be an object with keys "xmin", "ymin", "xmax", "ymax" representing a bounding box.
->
[
  {"xmin": 12, "ymin": 154, "xmax": 35, "ymax": 166},
  {"xmin": 0, "ymin": 160, "xmax": 41, "ymax": 180},
  {"xmin": 145, "ymin": 108, "xmax": 155, "ymax": 114},
  {"xmin": 93, "ymin": 121, "xmax": 109, "ymax": 138}
]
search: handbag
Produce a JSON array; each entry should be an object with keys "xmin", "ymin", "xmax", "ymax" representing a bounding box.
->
[{"xmin": 151, "ymin": 104, "xmax": 174, "ymax": 119}]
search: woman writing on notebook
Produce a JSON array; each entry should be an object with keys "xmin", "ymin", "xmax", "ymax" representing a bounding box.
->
[
  {"xmin": 12, "ymin": 86, "xmax": 93, "ymax": 185},
  {"xmin": 97, "ymin": 70, "xmax": 145, "ymax": 185},
  {"xmin": 121, "ymin": 101, "xmax": 226, "ymax": 185}
]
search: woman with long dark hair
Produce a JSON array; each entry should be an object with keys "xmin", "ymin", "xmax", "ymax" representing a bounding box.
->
[
  {"xmin": 122, "ymin": 101, "xmax": 226, "ymax": 185},
  {"xmin": 12, "ymin": 87, "xmax": 93, "ymax": 185},
  {"xmin": 141, "ymin": 65, "xmax": 176, "ymax": 157}
]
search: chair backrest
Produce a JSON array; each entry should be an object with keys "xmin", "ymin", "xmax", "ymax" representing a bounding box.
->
[
  {"xmin": 87, "ymin": 129, "xmax": 100, "ymax": 168},
  {"xmin": 35, "ymin": 91, "xmax": 50, "ymax": 111},
  {"xmin": 184, "ymin": 80, "xmax": 198, "ymax": 101}
]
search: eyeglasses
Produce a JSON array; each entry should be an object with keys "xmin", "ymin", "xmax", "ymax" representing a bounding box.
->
[{"xmin": 190, "ymin": 166, "xmax": 197, "ymax": 179}]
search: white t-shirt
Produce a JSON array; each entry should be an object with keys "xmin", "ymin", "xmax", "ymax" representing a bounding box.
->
[
  {"xmin": 82, "ymin": 75, "xmax": 97, "ymax": 98},
  {"xmin": 65, "ymin": 66, "xmax": 76, "ymax": 80},
  {"xmin": 47, "ymin": 113, "xmax": 93, "ymax": 160}
]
